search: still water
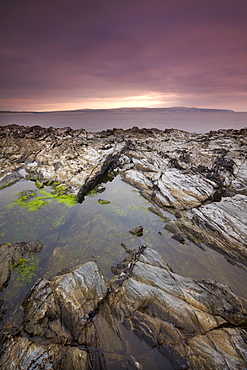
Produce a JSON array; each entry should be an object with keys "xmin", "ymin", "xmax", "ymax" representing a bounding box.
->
[
  {"xmin": 1, "ymin": 175, "xmax": 247, "ymax": 319},
  {"xmin": 0, "ymin": 111, "xmax": 247, "ymax": 133},
  {"xmin": 1, "ymin": 175, "xmax": 247, "ymax": 369}
]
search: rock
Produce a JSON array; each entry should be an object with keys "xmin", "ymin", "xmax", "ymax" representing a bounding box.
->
[
  {"xmin": 108, "ymin": 247, "xmax": 247, "ymax": 369},
  {"xmin": 0, "ymin": 326, "xmax": 89, "ymax": 370},
  {"xmin": 129, "ymin": 226, "xmax": 144, "ymax": 236},
  {"xmin": 1, "ymin": 124, "xmax": 247, "ymax": 269},
  {"xmin": 15, "ymin": 247, "xmax": 247, "ymax": 369},
  {"xmin": 172, "ymin": 194, "xmax": 247, "ymax": 269},
  {"xmin": 1, "ymin": 125, "xmax": 247, "ymax": 368},
  {"xmin": 0, "ymin": 241, "xmax": 43, "ymax": 291},
  {"xmin": 22, "ymin": 261, "xmax": 107, "ymax": 344}
]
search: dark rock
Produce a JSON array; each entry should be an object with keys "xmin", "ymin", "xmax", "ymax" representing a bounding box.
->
[
  {"xmin": 0, "ymin": 327, "xmax": 89, "ymax": 370},
  {"xmin": 171, "ymin": 234, "xmax": 185, "ymax": 243},
  {"xmin": 129, "ymin": 226, "xmax": 144, "ymax": 236}
]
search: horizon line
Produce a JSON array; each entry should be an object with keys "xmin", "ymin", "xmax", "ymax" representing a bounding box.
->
[{"xmin": 1, "ymin": 106, "xmax": 243, "ymax": 114}]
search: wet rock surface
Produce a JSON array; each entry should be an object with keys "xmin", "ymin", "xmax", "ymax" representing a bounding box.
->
[
  {"xmin": 0, "ymin": 240, "xmax": 43, "ymax": 291},
  {"xmin": 1, "ymin": 124, "xmax": 247, "ymax": 368},
  {"xmin": 0, "ymin": 125, "xmax": 246, "ymax": 268},
  {"xmin": 1, "ymin": 246, "xmax": 247, "ymax": 369},
  {"xmin": 0, "ymin": 326, "xmax": 89, "ymax": 370}
]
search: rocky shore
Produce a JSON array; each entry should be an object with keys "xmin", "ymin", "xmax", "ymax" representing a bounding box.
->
[
  {"xmin": 0, "ymin": 124, "xmax": 247, "ymax": 369},
  {"xmin": 1, "ymin": 124, "xmax": 246, "ymax": 268},
  {"xmin": 1, "ymin": 246, "xmax": 247, "ymax": 369}
]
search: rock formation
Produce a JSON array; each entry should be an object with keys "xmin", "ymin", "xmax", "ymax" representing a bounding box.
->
[
  {"xmin": 0, "ymin": 125, "xmax": 246, "ymax": 268},
  {"xmin": 1, "ymin": 246, "xmax": 247, "ymax": 369},
  {"xmin": 0, "ymin": 124, "xmax": 247, "ymax": 368}
]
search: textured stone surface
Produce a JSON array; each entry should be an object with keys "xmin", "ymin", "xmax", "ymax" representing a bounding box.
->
[
  {"xmin": 109, "ymin": 247, "xmax": 247, "ymax": 369},
  {"xmin": 23, "ymin": 261, "xmax": 107, "ymax": 343},
  {"xmin": 0, "ymin": 240, "xmax": 43, "ymax": 291},
  {"xmin": 1, "ymin": 125, "xmax": 247, "ymax": 368},
  {"xmin": 10, "ymin": 247, "xmax": 245, "ymax": 369},
  {"xmin": 0, "ymin": 327, "xmax": 89, "ymax": 370},
  {"xmin": 1, "ymin": 124, "xmax": 246, "ymax": 268}
]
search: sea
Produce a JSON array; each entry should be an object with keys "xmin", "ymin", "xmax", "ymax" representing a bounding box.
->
[{"xmin": 0, "ymin": 111, "xmax": 247, "ymax": 133}]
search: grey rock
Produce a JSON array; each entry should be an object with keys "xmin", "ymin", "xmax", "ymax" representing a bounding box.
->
[
  {"xmin": 0, "ymin": 327, "xmax": 89, "ymax": 370},
  {"xmin": 109, "ymin": 247, "xmax": 247, "ymax": 369},
  {"xmin": 18, "ymin": 247, "xmax": 247, "ymax": 370},
  {"xmin": 173, "ymin": 194, "xmax": 247, "ymax": 269},
  {"xmin": 23, "ymin": 261, "xmax": 107, "ymax": 344},
  {"xmin": 1, "ymin": 125, "xmax": 247, "ymax": 270}
]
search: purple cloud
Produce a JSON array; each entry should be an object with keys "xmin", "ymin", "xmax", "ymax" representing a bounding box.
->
[{"xmin": 0, "ymin": 0, "xmax": 247, "ymax": 111}]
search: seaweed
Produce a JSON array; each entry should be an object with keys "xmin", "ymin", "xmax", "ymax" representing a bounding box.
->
[
  {"xmin": 98, "ymin": 199, "xmax": 111, "ymax": 205},
  {"xmin": 8, "ymin": 184, "xmax": 77, "ymax": 211},
  {"xmin": 9, "ymin": 254, "xmax": 40, "ymax": 283}
]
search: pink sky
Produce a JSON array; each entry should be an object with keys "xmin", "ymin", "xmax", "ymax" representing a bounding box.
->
[{"xmin": 1, "ymin": 0, "xmax": 247, "ymax": 111}]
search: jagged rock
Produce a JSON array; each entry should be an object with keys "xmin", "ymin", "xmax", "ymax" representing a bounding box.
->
[
  {"xmin": 22, "ymin": 261, "xmax": 107, "ymax": 344},
  {"xmin": 108, "ymin": 247, "xmax": 247, "ymax": 369},
  {"xmin": 0, "ymin": 326, "xmax": 89, "ymax": 370},
  {"xmin": 1, "ymin": 124, "xmax": 247, "ymax": 269},
  {"xmin": 18, "ymin": 247, "xmax": 247, "ymax": 370},
  {"xmin": 172, "ymin": 194, "xmax": 247, "ymax": 269},
  {"xmin": 1, "ymin": 125, "xmax": 247, "ymax": 368},
  {"xmin": 0, "ymin": 241, "xmax": 43, "ymax": 291}
]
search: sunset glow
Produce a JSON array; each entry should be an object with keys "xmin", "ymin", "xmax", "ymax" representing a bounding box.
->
[{"xmin": 1, "ymin": 0, "xmax": 247, "ymax": 112}]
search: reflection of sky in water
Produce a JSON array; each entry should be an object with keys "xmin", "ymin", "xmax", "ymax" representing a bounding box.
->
[{"xmin": 1, "ymin": 175, "xmax": 247, "ymax": 325}]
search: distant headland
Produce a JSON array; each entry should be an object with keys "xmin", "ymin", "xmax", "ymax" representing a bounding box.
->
[{"xmin": 0, "ymin": 106, "xmax": 235, "ymax": 114}]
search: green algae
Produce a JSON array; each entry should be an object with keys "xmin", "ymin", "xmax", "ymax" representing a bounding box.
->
[
  {"xmin": 98, "ymin": 199, "xmax": 111, "ymax": 205},
  {"xmin": 56, "ymin": 194, "xmax": 77, "ymax": 207},
  {"xmin": 9, "ymin": 254, "xmax": 40, "ymax": 283},
  {"xmin": 35, "ymin": 180, "xmax": 44, "ymax": 189},
  {"xmin": 110, "ymin": 203, "xmax": 147, "ymax": 217},
  {"xmin": 54, "ymin": 184, "xmax": 67, "ymax": 195},
  {"xmin": 0, "ymin": 179, "xmax": 18, "ymax": 190},
  {"xmin": 8, "ymin": 185, "xmax": 77, "ymax": 211}
]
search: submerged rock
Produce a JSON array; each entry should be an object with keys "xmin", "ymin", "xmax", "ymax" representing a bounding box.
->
[{"xmin": 0, "ymin": 240, "xmax": 43, "ymax": 291}]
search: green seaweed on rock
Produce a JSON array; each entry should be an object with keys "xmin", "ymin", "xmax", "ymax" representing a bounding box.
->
[
  {"xmin": 98, "ymin": 199, "xmax": 111, "ymax": 205},
  {"xmin": 9, "ymin": 254, "xmax": 40, "ymax": 283},
  {"xmin": 7, "ymin": 185, "xmax": 77, "ymax": 211}
]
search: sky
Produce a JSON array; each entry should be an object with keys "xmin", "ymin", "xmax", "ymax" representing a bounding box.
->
[{"xmin": 1, "ymin": 0, "xmax": 247, "ymax": 112}]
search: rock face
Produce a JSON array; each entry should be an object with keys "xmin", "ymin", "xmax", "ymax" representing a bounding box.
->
[{"xmin": 1, "ymin": 247, "xmax": 246, "ymax": 369}]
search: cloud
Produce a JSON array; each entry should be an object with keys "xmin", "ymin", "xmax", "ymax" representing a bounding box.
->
[{"xmin": 0, "ymin": 0, "xmax": 247, "ymax": 111}]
